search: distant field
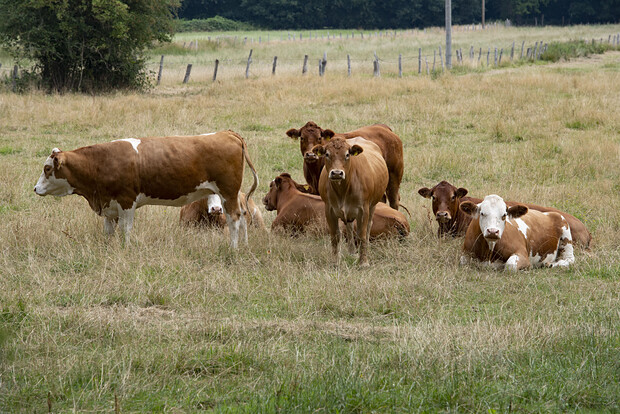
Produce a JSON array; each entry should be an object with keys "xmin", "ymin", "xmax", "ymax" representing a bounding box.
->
[{"xmin": 1, "ymin": 25, "xmax": 619, "ymax": 412}]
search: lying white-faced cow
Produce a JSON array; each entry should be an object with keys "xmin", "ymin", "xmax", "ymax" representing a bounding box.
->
[
  {"xmin": 34, "ymin": 131, "xmax": 258, "ymax": 248},
  {"xmin": 180, "ymin": 192, "xmax": 265, "ymax": 231},
  {"xmin": 314, "ymin": 137, "xmax": 389, "ymax": 266},
  {"xmin": 460, "ymin": 195, "xmax": 574, "ymax": 271}
]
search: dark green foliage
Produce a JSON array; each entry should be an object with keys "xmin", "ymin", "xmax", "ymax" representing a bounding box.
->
[
  {"xmin": 176, "ymin": 16, "xmax": 253, "ymax": 32},
  {"xmin": 176, "ymin": 0, "xmax": 620, "ymax": 30},
  {"xmin": 0, "ymin": 0, "xmax": 179, "ymax": 92}
]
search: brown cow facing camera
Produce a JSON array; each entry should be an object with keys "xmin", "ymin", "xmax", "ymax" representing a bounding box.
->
[
  {"xmin": 286, "ymin": 121, "xmax": 403, "ymax": 210},
  {"xmin": 313, "ymin": 137, "xmax": 389, "ymax": 266}
]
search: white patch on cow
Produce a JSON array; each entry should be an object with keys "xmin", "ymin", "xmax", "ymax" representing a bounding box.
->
[
  {"xmin": 133, "ymin": 181, "xmax": 221, "ymax": 209},
  {"xmin": 200, "ymin": 132, "xmax": 216, "ymax": 136},
  {"xmin": 505, "ymin": 255, "xmax": 520, "ymax": 271},
  {"xmin": 512, "ymin": 217, "xmax": 529, "ymax": 239},
  {"xmin": 114, "ymin": 138, "xmax": 141, "ymax": 154},
  {"xmin": 207, "ymin": 194, "xmax": 223, "ymax": 214},
  {"xmin": 477, "ymin": 195, "xmax": 508, "ymax": 243},
  {"xmin": 34, "ymin": 156, "xmax": 75, "ymax": 197}
]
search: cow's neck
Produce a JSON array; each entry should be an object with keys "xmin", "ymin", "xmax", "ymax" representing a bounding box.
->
[{"xmin": 63, "ymin": 152, "xmax": 108, "ymax": 215}]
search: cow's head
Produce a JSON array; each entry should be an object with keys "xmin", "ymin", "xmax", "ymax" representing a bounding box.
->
[
  {"xmin": 34, "ymin": 148, "xmax": 75, "ymax": 197},
  {"xmin": 460, "ymin": 195, "xmax": 528, "ymax": 251},
  {"xmin": 418, "ymin": 180, "xmax": 468, "ymax": 223},
  {"xmin": 262, "ymin": 173, "xmax": 292, "ymax": 211},
  {"xmin": 286, "ymin": 121, "xmax": 334, "ymax": 163},
  {"xmin": 312, "ymin": 137, "xmax": 363, "ymax": 182},
  {"xmin": 207, "ymin": 194, "xmax": 223, "ymax": 215}
]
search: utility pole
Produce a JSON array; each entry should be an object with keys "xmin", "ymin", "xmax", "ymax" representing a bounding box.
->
[
  {"xmin": 445, "ymin": 0, "xmax": 452, "ymax": 69},
  {"xmin": 482, "ymin": 0, "xmax": 485, "ymax": 29}
]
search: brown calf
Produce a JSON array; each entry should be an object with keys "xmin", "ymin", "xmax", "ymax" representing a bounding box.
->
[
  {"xmin": 313, "ymin": 137, "xmax": 389, "ymax": 266},
  {"xmin": 180, "ymin": 192, "xmax": 265, "ymax": 231}
]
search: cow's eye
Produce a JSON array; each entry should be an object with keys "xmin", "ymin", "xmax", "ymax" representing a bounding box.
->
[
  {"xmin": 44, "ymin": 166, "xmax": 52, "ymax": 174},
  {"xmin": 480, "ymin": 212, "xmax": 485, "ymax": 217},
  {"xmin": 325, "ymin": 152, "xmax": 330, "ymax": 158},
  {"xmin": 502, "ymin": 214, "xmax": 507, "ymax": 221},
  {"xmin": 345, "ymin": 152, "xmax": 350, "ymax": 160},
  {"xmin": 451, "ymin": 195, "xmax": 456, "ymax": 200},
  {"xmin": 431, "ymin": 195, "xmax": 435, "ymax": 200}
]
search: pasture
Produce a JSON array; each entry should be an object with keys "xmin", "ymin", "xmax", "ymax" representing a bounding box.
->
[{"xmin": 1, "ymin": 24, "xmax": 620, "ymax": 412}]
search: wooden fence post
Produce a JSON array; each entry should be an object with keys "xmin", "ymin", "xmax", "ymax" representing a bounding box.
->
[
  {"xmin": 245, "ymin": 49, "xmax": 252, "ymax": 79},
  {"xmin": 432, "ymin": 50, "xmax": 436, "ymax": 71},
  {"xmin": 510, "ymin": 41, "xmax": 515, "ymax": 60},
  {"xmin": 272, "ymin": 56, "xmax": 277, "ymax": 75},
  {"xmin": 183, "ymin": 64, "xmax": 192, "ymax": 83},
  {"xmin": 302, "ymin": 55, "xmax": 308, "ymax": 75},
  {"xmin": 499, "ymin": 48, "xmax": 503, "ymax": 65},
  {"xmin": 418, "ymin": 48, "xmax": 422, "ymax": 74},
  {"xmin": 321, "ymin": 52, "xmax": 327, "ymax": 75},
  {"xmin": 373, "ymin": 52, "xmax": 380, "ymax": 77},
  {"xmin": 487, "ymin": 48, "xmax": 490, "ymax": 66},
  {"xmin": 318, "ymin": 59, "xmax": 322, "ymax": 76},
  {"xmin": 521, "ymin": 41, "xmax": 525, "ymax": 59},
  {"xmin": 478, "ymin": 47, "xmax": 482, "ymax": 63},
  {"xmin": 439, "ymin": 46, "xmax": 444, "ymax": 71},
  {"xmin": 213, "ymin": 59, "xmax": 219, "ymax": 82},
  {"xmin": 494, "ymin": 47, "xmax": 498, "ymax": 65},
  {"xmin": 398, "ymin": 54, "xmax": 402, "ymax": 78},
  {"xmin": 156, "ymin": 55, "xmax": 164, "ymax": 86},
  {"xmin": 347, "ymin": 55, "xmax": 351, "ymax": 77}
]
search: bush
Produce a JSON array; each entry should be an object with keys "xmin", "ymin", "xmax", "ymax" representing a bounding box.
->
[
  {"xmin": 541, "ymin": 40, "xmax": 614, "ymax": 62},
  {"xmin": 0, "ymin": 0, "xmax": 179, "ymax": 93},
  {"xmin": 175, "ymin": 16, "xmax": 254, "ymax": 32}
]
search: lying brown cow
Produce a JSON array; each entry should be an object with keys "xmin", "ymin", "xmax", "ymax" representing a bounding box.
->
[
  {"xmin": 418, "ymin": 180, "xmax": 591, "ymax": 248},
  {"xmin": 313, "ymin": 137, "xmax": 389, "ymax": 266},
  {"xmin": 34, "ymin": 131, "xmax": 258, "ymax": 248},
  {"xmin": 286, "ymin": 121, "xmax": 403, "ymax": 210},
  {"xmin": 263, "ymin": 173, "xmax": 409, "ymax": 238},
  {"xmin": 460, "ymin": 195, "xmax": 574, "ymax": 270},
  {"xmin": 180, "ymin": 192, "xmax": 265, "ymax": 231}
]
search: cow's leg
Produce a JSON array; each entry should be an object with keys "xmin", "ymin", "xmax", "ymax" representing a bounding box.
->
[
  {"xmin": 505, "ymin": 252, "xmax": 530, "ymax": 271},
  {"xmin": 118, "ymin": 207, "xmax": 136, "ymax": 244},
  {"xmin": 386, "ymin": 174, "xmax": 400, "ymax": 210},
  {"xmin": 552, "ymin": 225, "xmax": 575, "ymax": 268},
  {"xmin": 222, "ymin": 194, "xmax": 243, "ymax": 249},
  {"xmin": 345, "ymin": 222, "xmax": 356, "ymax": 254},
  {"xmin": 325, "ymin": 208, "xmax": 340, "ymax": 257},
  {"xmin": 356, "ymin": 206, "xmax": 372, "ymax": 267},
  {"xmin": 104, "ymin": 216, "xmax": 118, "ymax": 235}
]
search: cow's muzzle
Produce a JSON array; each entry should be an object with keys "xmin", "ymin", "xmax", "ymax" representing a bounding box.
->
[
  {"xmin": 329, "ymin": 170, "xmax": 345, "ymax": 181},
  {"xmin": 436, "ymin": 211, "xmax": 451, "ymax": 223},
  {"xmin": 304, "ymin": 152, "xmax": 319, "ymax": 162},
  {"xmin": 484, "ymin": 229, "xmax": 501, "ymax": 240},
  {"xmin": 263, "ymin": 197, "xmax": 275, "ymax": 211}
]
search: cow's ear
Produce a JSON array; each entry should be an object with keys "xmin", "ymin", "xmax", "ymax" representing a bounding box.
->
[
  {"xmin": 507, "ymin": 204, "xmax": 528, "ymax": 219},
  {"xmin": 455, "ymin": 187, "xmax": 468, "ymax": 198},
  {"xmin": 460, "ymin": 201, "xmax": 479, "ymax": 218},
  {"xmin": 349, "ymin": 145, "xmax": 363, "ymax": 156},
  {"xmin": 312, "ymin": 145, "xmax": 325, "ymax": 156},
  {"xmin": 53, "ymin": 154, "xmax": 63, "ymax": 170},
  {"xmin": 281, "ymin": 172, "xmax": 291, "ymax": 179},
  {"xmin": 286, "ymin": 128, "xmax": 300, "ymax": 139},
  {"xmin": 274, "ymin": 176, "xmax": 283, "ymax": 187},
  {"xmin": 418, "ymin": 187, "xmax": 432, "ymax": 198},
  {"xmin": 321, "ymin": 129, "xmax": 335, "ymax": 140}
]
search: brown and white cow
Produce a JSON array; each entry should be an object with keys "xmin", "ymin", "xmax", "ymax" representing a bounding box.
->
[
  {"xmin": 34, "ymin": 131, "xmax": 258, "ymax": 248},
  {"xmin": 180, "ymin": 192, "xmax": 265, "ymax": 231},
  {"xmin": 263, "ymin": 173, "xmax": 409, "ymax": 238},
  {"xmin": 418, "ymin": 180, "xmax": 592, "ymax": 248},
  {"xmin": 286, "ymin": 121, "xmax": 403, "ymax": 210},
  {"xmin": 460, "ymin": 195, "xmax": 574, "ymax": 271},
  {"xmin": 313, "ymin": 137, "xmax": 389, "ymax": 266}
]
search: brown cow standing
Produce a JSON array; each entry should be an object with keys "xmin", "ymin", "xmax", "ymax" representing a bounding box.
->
[
  {"xmin": 34, "ymin": 131, "xmax": 258, "ymax": 248},
  {"xmin": 460, "ymin": 195, "xmax": 575, "ymax": 270},
  {"xmin": 180, "ymin": 192, "xmax": 265, "ymax": 231},
  {"xmin": 418, "ymin": 180, "xmax": 591, "ymax": 248},
  {"xmin": 263, "ymin": 173, "xmax": 409, "ymax": 238},
  {"xmin": 313, "ymin": 137, "xmax": 389, "ymax": 266},
  {"xmin": 286, "ymin": 122, "xmax": 403, "ymax": 210}
]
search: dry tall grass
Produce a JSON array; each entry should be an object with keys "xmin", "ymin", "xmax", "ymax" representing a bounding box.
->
[{"xmin": 0, "ymin": 26, "xmax": 619, "ymax": 411}]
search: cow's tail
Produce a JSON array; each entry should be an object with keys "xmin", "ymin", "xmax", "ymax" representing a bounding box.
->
[{"xmin": 232, "ymin": 131, "xmax": 259, "ymax": 225}]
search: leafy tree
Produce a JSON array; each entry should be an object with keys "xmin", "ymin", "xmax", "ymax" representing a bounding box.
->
[{"xmin": 0, "ymin": 0, "xmax": 179, "ymax": 92}]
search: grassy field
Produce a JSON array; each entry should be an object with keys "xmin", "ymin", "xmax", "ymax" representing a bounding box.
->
[{"xmin": 1, "ymin": 24, "xmax": 620, "ymax": 412}]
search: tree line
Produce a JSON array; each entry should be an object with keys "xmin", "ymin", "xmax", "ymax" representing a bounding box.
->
[{"xmin": 178, "ymin": 0, "xmax": 619, "ymax": 29}]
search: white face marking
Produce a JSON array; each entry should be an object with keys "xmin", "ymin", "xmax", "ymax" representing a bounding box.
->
[
  {"xmin": 114, "ymin": 138, "xmax": 141, "ymax": 154},
  {"xmin": 34, "ymin": 155, "xmax": 75, "ymax": 197},
  {"xmin": 207, "ymin": 194, "xmax": 223, "ymax": 214},
  {"xmin": 476, "ymin": 195, "xmax": 508, "ymax": 250}
]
